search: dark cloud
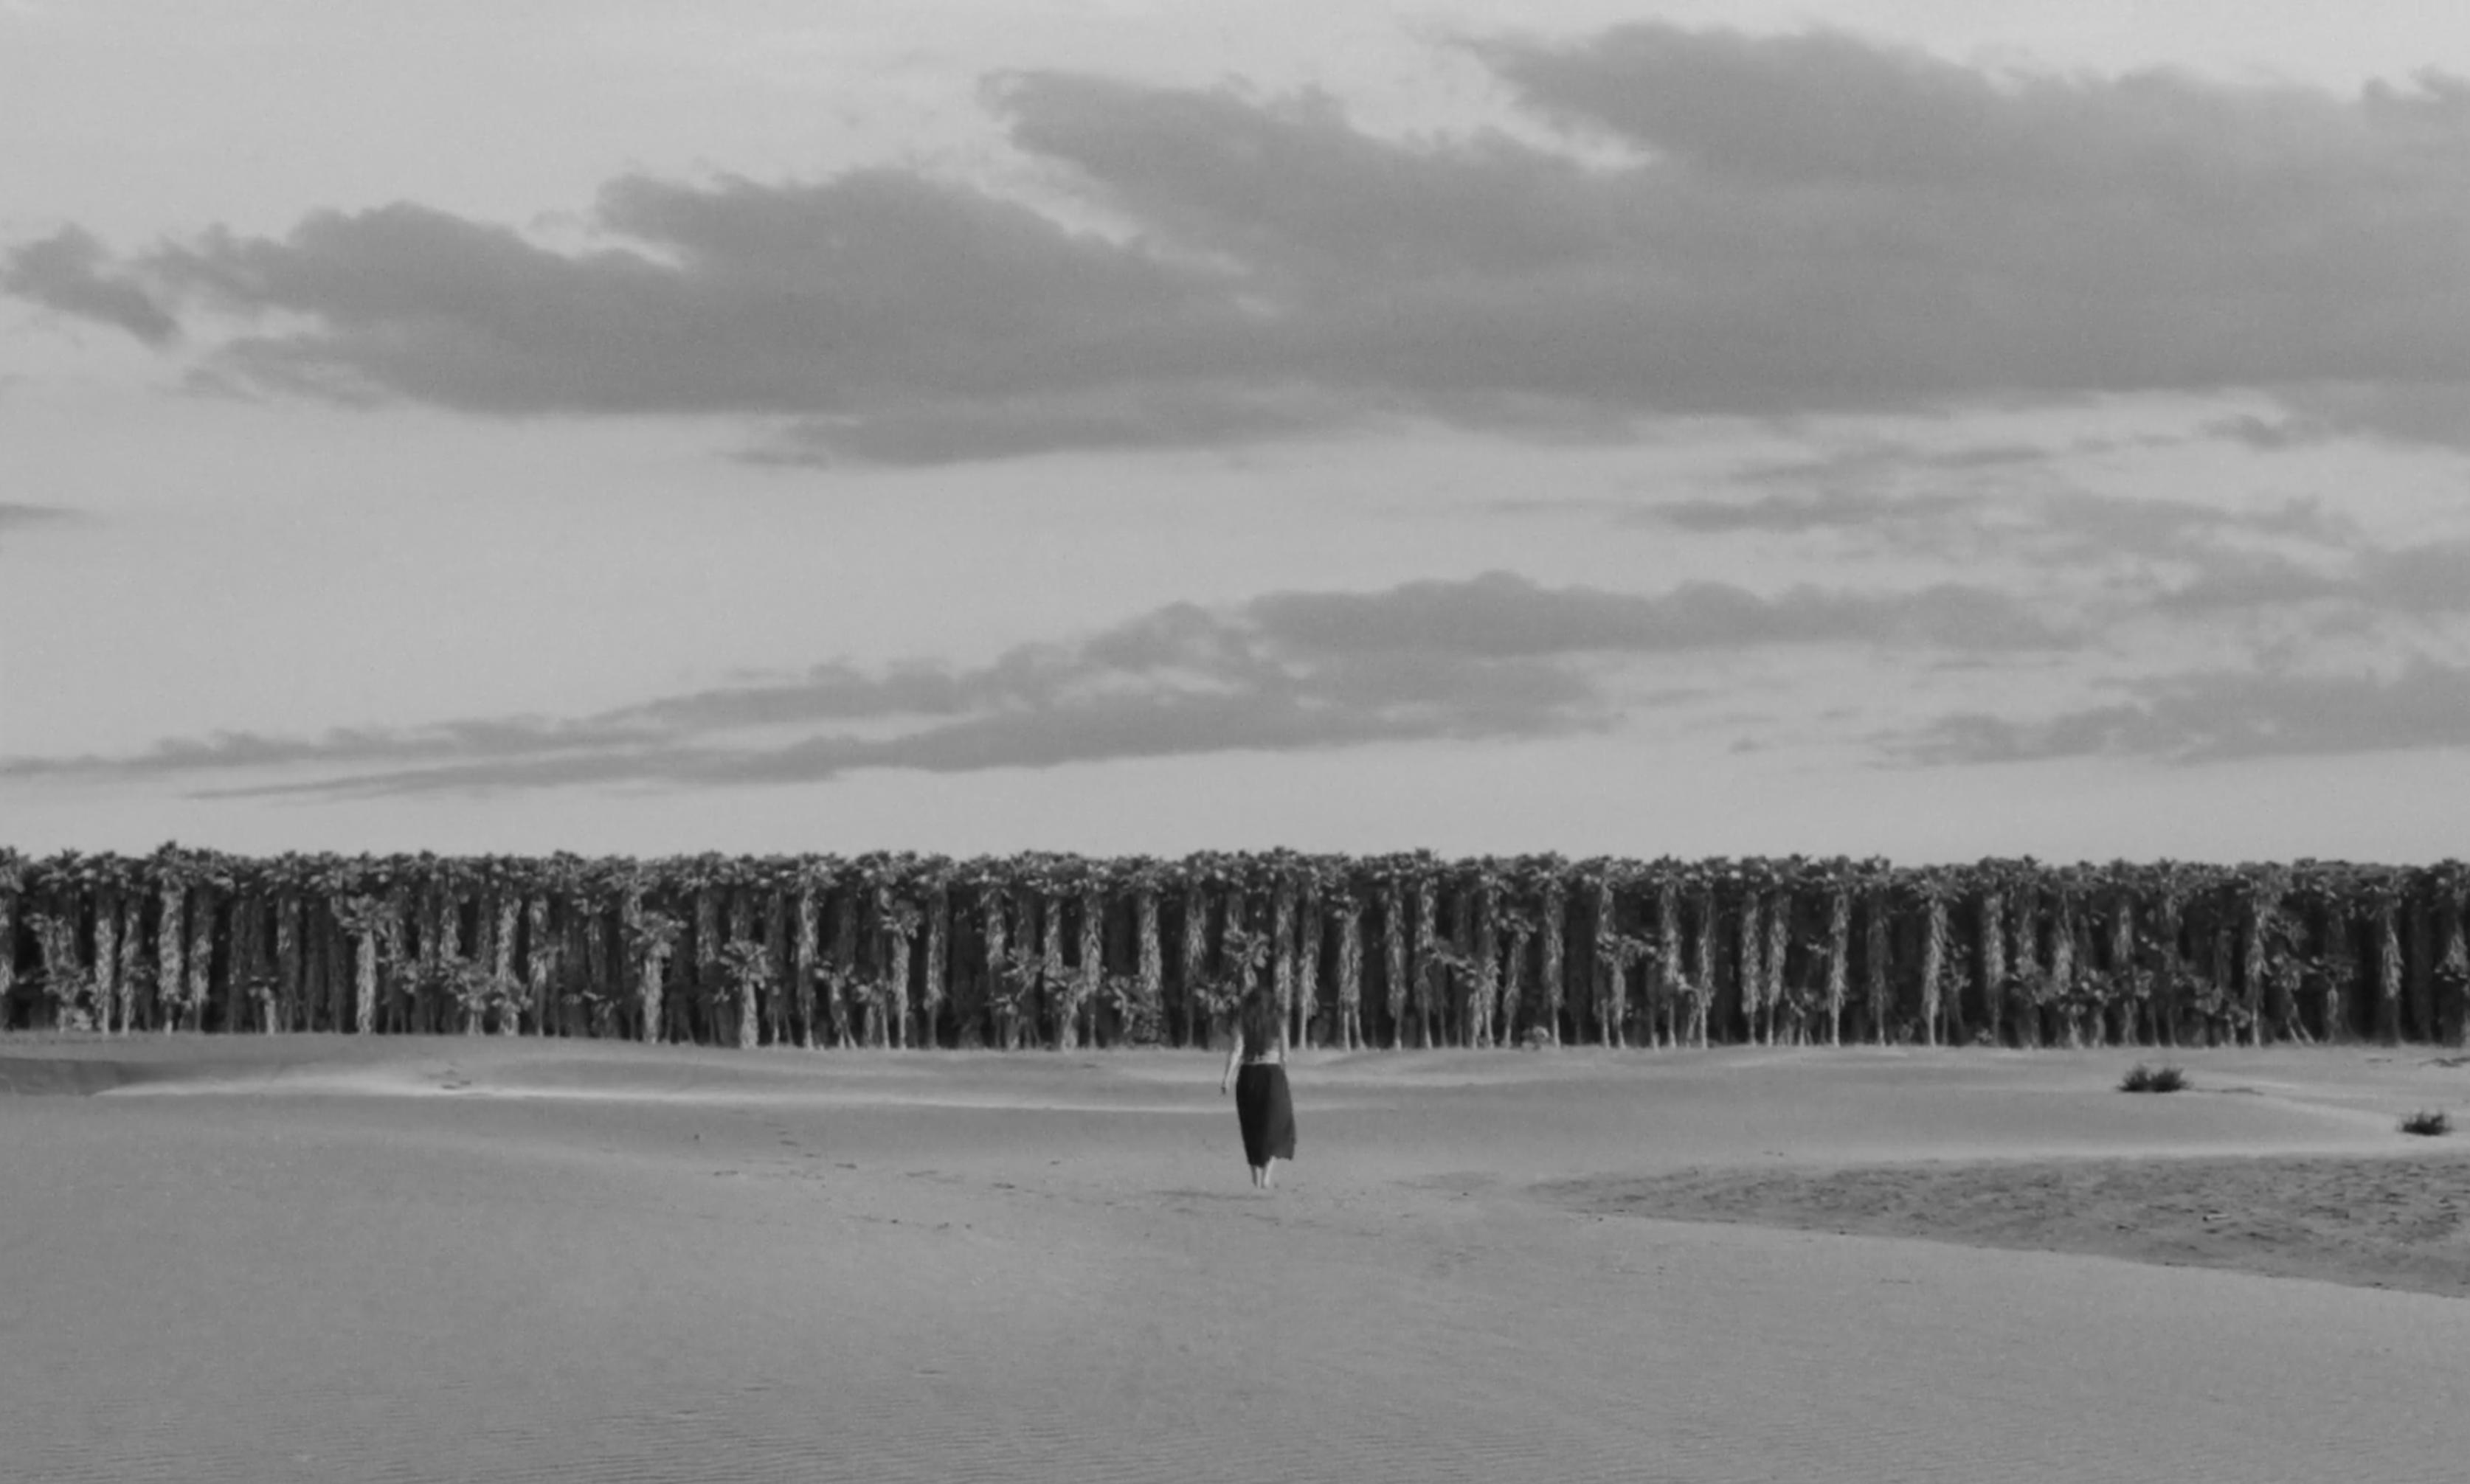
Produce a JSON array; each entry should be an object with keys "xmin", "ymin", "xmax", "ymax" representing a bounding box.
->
[
  {"xmin": 0, "ymin": 502, "xmax": 85, "ymax": 534},
  {"xmin": 17, "ymin": 27, "xmax": 2470, "ymax": 459},
  {"xmin": 1905, "ymin": 660, "xmax": 2470, "ymax": 763},
  {"xmin": 1248, "ymin": 570, "xmax": 2067, "ymax": 655},
  {"xmin": 7, "ymin": 571, "xmax": 2055, "ymax": 794},
  {"xmin": 1650, "ymin": 488, "xmax": 1976, "ymax": 535},
  {"xmin": 2154, "ymin": 540, "xmax": 2470, "ymax": 613},
  {"xmin": 1, "ymin": 227, "xmax": 179, "ymax": 344},
  {"xmin": 2235, "ymin": 383, "xmax": 2470, "ymax": 452}
]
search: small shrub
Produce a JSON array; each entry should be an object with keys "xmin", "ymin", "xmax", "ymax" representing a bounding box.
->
[
  {"xmin": 2120, "ymin": 1064, "xmax": 2189, "ymax": 1094},
  {"xmin": 2401, "ymin": 1109, "xmax": 2452, "ymax": 1137}
]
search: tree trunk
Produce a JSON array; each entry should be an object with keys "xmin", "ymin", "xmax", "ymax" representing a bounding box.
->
[
  {"xmin": 155, "ymin": 881, "xmax": 185, "ymax": 1034},
  {"xmin": 1074, "ymin": 887, "xmax": 1102, "ymax": 1053},
  {"xmin": 985, "ymin": 888, "xmax": 1014, "ymax": 1051},
  {"xmin": 1135, "ymin": 889, "xmax": 1162, "ymax": 1048},
  {"xmin": 1411, "ymin": 876, "xmax": 1437, "ymax": 1049},
  {"xmin": 1271, "ymin": 881, "xmax": 1295, "ymax": 1056},
  {"xmin": 2109, "ymin": 894, "xmax": 2145, "ymax": 1047},
  {"xmin": 1473, "ymin": 882, "xmax": 1499, "ymax": 1050},
  {"xmin": 0, "ymin": 884, "xmax": 15, "ymax": 1029},
  {"xmin": 226, "ymin": 895, "xmax": 256, "ymax": 1033},
  {"xmin": 1920, "ymin": 892, "xmax": 1946, "ymax": 1048},
  {"xmin": 795, "ymin": 887, "xmax": 820, "ymax": 1049},
  {"xmin": 831, "ymin": 892, "xmax": 858, "ymax": 1049},
  {"xmin": 1736, "ymin": 887, "xmax": 1763, "ymax": 1046},
  {"xmin": 2319, "ymin": 901, "xmax": 2352, "ymax": 1043},
  {"xmin": 1862, "ymin": 887, "xmax": 1890, "ymax": 1046},
  {"xmin": 2408, "ymin": 892, "xmax": 2435, "ymax": 1045},
  {"xmin": 1764, "ymin": 889, "xmax": 1792, "ymax": 1046},
  {"xmin": 887, "ymin": 918, "xmax": 914, "ymax": 1052},
  {"xmin": 2376, "ymin": 897, "xmax": 2404, "ymax": 1047},
  {"xmin": 1336, "ymin": 898, "xmax": 1363, "ymax": 1050},
  {"xmin": 1038, "ymin": 894, "xmax": 1064, "ymax": 1051},
  {"xmin": 2050, "ymin": 893, "xmax": 2078, "ymax": 1049},
  {"xmin": 466, "ymin": 892, "xmax": 494, "ymax": 1034},
  {"xmin": 922, "ymin": 885, "xmax": 949, "ymax": 1051},
  {"xmin": 1176, "ymin": 884, "xmax": 1206, "ymax": 1050},
  {"xmin": 1295, "ymin": 887, "xmax": 1321, "ymax": 1051},
  {"xmin": 692, "ymin": 888, "xmax": 722, "ymax": 1045},
  {"xmin": 1824, "ymin": 887, "xmax": 1850, "ymax": 1047},
  {"xmin": 1383, "ymin": 881, "xmax": 1408, "ymax": 1050},
  {"xmin": 1977, "ymin": 890, "xmax": 2005, "ymax": 1047},
  {"xmin": 353, "ymin": 929, "xmax": 378, "ymax": 1035},
  {"xmin": 1592, "ymin": 878, "xmax": 1621, "ymax": 1047},
  {"xmin": 2010, "ymin": 890, "xmax": 2041, "ymax": 1048},
  {"xmin": 186, "ymin": 887, "xmax": 218, "ymax": 1033},
  {"xmin": 1655, "ymin": 880, "xmax": 1681, "ymax": 1050},
  {"xmin": 728, "ymin": 890, "xmax": 758, "ymax": 1051},
  {"xmin": 1504, "ymin": 923, "xmax": 1529, "ymax": 1047},
  {"xmin": 1539, "ymin": 879, "xmax": 1566, "ymax": 1047},
  {"xmin": 0, "ymin": 885, "xmax": 15, "ymax": 1030},
  {"xmin": 94, "ymin": 886, "xmax": 123, "ymax": 1036},
  {"xmin": 488, "ymin": 895, "xmax": 516, "ymax": 1036},
  {"xmin": 2438, "ymin": 889, "xmax": 2468, "ymax": 1047},
  {"xmin": 524, "ymin": 896, "xmax": 553, "ymax": 1038}
]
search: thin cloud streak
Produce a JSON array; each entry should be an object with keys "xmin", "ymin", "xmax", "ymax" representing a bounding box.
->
[
  {"xmin": 1903, "ymin": 661, "xmax": 2470, "ymax": 763},
  {"xmin": 7, "ymin": 571, "xmax": 2063, "ymax": 795}
]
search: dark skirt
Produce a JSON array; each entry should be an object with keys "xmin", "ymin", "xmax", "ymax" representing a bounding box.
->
[{"xmin": 1234, "ymin": 1062, "xmax": 1296, "ymax": 1166}]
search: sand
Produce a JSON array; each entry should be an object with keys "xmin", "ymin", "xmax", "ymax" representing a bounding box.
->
[{"xmin": 4, "ymin": 1038, "xmax": 2469, "ymax": 1483}]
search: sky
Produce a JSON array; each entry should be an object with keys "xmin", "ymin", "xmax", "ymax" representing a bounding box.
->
[{"xmin": 10, "ymin": 1, "xmax": 2470, "ymax": 864}]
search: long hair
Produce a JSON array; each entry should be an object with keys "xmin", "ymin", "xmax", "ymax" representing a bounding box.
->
[{"xmin": 1234, "ymin": 984, "xmax": 1280, "ymax": 1053}]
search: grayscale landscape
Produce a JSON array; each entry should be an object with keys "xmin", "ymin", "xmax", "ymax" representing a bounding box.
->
[{"xmin": 9, "ymin": 3, "xmax": 2470, "ymax": 1480}]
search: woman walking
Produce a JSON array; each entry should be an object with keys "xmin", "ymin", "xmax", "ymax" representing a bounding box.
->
[{"xmin": 1219, "ymin": 991, "xmax": 1295, "ymax": 1190}]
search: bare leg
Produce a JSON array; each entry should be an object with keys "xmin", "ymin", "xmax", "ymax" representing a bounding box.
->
[
  {"xmin": 1261, "ymin": 1157, "xmax": 1278, "ymax": 1191},
  {"xmin": 1250, "ymin": 1164, "xmax": 1264, "ymax": 1189}
]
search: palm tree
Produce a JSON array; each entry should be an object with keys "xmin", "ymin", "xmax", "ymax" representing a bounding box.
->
[
  {"xmin": 1538, "ymin": 867, "xmax": 1568, "ymax": 1048},
  {"xmin": 1295, "ymin": 864, "xmax": 1324, "ymax": 1051},
  {"xmin": 333, "ymin": 895, "xmax": 395, "ymax": 1034},
  {"xmin": 1822, "ymin": 873, "xmax": 1852, "ymax": 1047},
  {"xmin": 1332, "ymin": 882, "xmax": 1365, "ymax": 1051},
  {"xmin": 921, "ymin": 869, "xmax": 952, "ymax": 1051},
  {"xmin": 2372, "ymin": 876, "xmax": 2405, "ymax": 1047},
  {"xmin": 1135, "ymin": 876, "xmax": 1165, "ymax": 1048},
  {"xmin": 0, "ymin": 848, "xmax": 21, "ymax": 1029},
  {"xmin": 2435, "ymin": 867, "xmax": 2469, "ymax": 1047},
  {"xmin": 1380, "ymin": 869, "xmax": 1408, "ymax": 1050},
  {"xmin": 1470, "ymin": 867, "xmax": 1501, "ymax": 1050},
  {"xmin": 1734, "ymin": 872, "xmax": 1765, "ymax": 1045},
  {"xmin": 1270, "ymin": 874, "xmax": 1296, "ymax": 1055},
  {"xmin": 1412, "ymin": 867, "xmax": 1442, "ymax": 1049},
  {"xmin": 1912, "ymin": 872, "xmax": 1949, "ymax": 1048},
  {"xmin": 93, "ymin": 870, "xmax": 123, "ymax": 1036},
  {"xmin": 1763, "ymin": 879, "xmax": 1793, "ymax": 1045},
  {"xmin": 27, "ymin": 908, "xmax": 92, "ymax": 1031}
]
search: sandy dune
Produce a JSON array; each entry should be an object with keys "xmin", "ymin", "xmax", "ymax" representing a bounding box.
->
[{"xmin": 5, "ymin": 1038, "xmax": 2469, "ymax": 1483}]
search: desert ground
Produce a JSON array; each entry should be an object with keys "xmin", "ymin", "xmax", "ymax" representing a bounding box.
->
[{"xmin": 4, "ymin": 1038, "xmax": 2469, "ymax": 1483}]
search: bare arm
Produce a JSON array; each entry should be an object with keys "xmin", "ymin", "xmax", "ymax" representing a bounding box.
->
[{"xmin": 1220, "ymin": 1027, "xmax": 1243, "ymax": 1093}]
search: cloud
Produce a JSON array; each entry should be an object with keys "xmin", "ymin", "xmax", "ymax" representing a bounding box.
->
[
  {"xmin": 0, "ymin": 502, "xmax": 83, "ymax": 534},
  {"xmin": 2154, "ymin": 539, "xmax": 2470, "ymax": 613},
  {"xmin": 18, "ymin": 27, "xmax": 2470, "ymax": 459},
  {"xmin": 1905, "ymin": 660, "xmax": 2470, "ymax": 763},
  {"xmin": 2224, "ymin": 383, "xmax": 2470, "ymax": 452},
  {"xmin": 1247, "ymin": 570, "xmax": 2068, "ymax": 655},
  {"xmin": 7, "ymin": 571, "xmax": 2056, "ymax": 794},
  {"xmin": 1, "ymin": 226, "xmax": 179, "ymax": 344}
]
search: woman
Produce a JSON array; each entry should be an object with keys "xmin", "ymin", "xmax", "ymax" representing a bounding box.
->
[{"xmin": 1218, "ymin": 991, "xmax": 1295, "ymax": 1190}]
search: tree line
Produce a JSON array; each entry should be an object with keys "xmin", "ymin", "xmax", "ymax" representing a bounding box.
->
[{"xmin": 3, "ymin": 847, "xmax": 2466, "ymax": 1050}]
